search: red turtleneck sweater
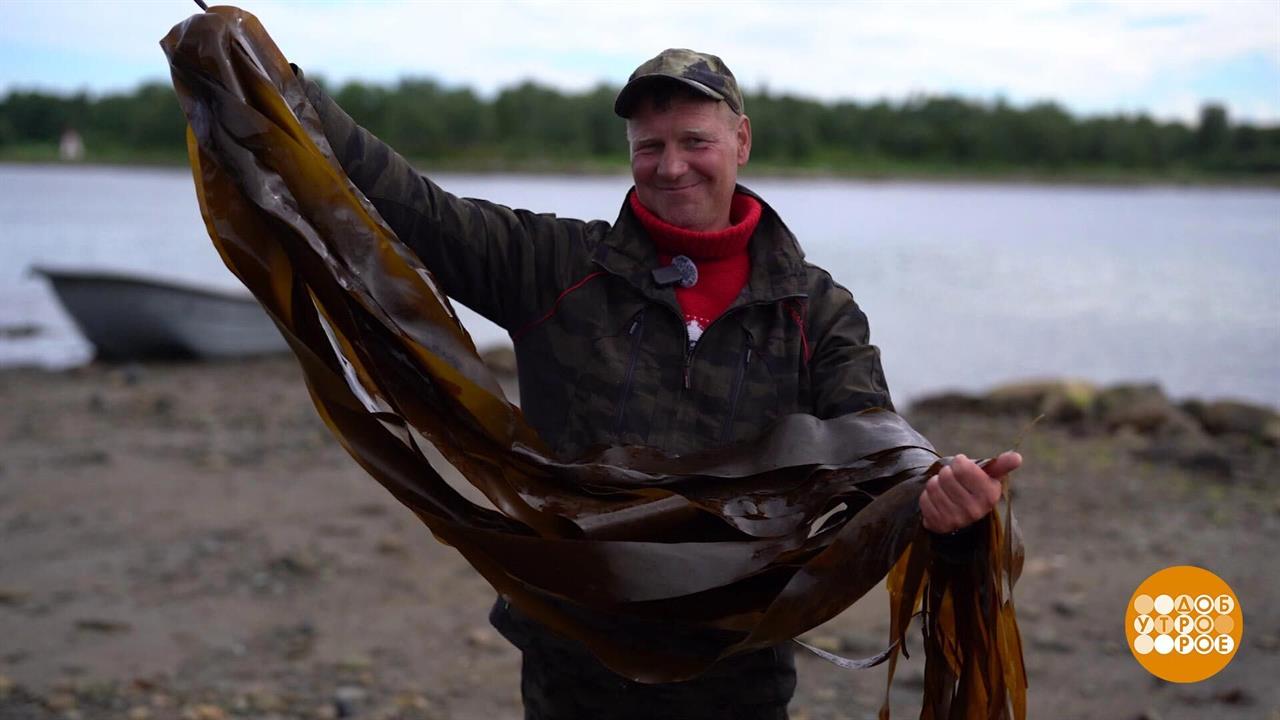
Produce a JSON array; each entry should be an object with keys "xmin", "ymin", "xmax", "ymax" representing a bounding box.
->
[{"xmin": 629, "ymin": 191, "xmax": 762, "ymax": 346}]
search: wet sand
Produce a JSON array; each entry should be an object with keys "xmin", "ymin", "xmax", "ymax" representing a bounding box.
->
[{"xmin": 1, "ymin": 357, "xmax": 1277, "ymax": 719}]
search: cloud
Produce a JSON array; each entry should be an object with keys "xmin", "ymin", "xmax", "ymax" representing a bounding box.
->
[{"xmin": 1, "ymin": 0, "xmax": 1276, "ymax": 122}]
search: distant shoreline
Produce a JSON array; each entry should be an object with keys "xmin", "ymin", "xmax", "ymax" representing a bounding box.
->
[
  {"xmin": 0, "ymin": 351, "xmax": 1274, "ymax": 412},
  {"xmin": 4, "ymin": 155, "xmax": 1279, "ymax": 190}
]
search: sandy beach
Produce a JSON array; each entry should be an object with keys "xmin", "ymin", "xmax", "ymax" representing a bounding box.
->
[{"xmin": 1, "ymin": 356, "xmax": 1277, "ymax": 720}]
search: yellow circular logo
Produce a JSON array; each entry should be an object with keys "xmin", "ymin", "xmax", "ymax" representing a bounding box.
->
[{"xmin": 1125, "ymin": 565, "xmax": 1243, "ymax": 682}]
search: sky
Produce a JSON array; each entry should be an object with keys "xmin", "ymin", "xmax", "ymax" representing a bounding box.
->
[{"xmin": 2, "ymin": 0, "xmax": 1278, "ymax": 124}]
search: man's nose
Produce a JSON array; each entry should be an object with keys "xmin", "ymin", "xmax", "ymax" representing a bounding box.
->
[{"xmin": 656, "ymin": 147, "xmax": 688, "ymax": 180}]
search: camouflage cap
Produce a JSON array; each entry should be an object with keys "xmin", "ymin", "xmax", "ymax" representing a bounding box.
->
[{"xmin": 614, "ymin": 48, "xmax": 744, "ymax": 118}]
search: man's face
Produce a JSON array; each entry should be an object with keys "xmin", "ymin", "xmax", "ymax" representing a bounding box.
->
[{"xmin": 627, "ymin": 94, "xmax": 751, "ymax": 232}]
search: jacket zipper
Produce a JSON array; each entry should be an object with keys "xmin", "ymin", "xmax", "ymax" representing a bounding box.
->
[
  {"xmin": 719, "ymin": 334, "xmax": 753, "ymax": 443},
  {"xmin": 681, "ymin": 293, "xmax": 806, "ymax": 391},
  {"xmin": 612, "ymin": 310, "xmax": 646, "ymax": 436},
  {"xmin": 585, "ymin": 253, "xmax": 807, "ymax": 396}
]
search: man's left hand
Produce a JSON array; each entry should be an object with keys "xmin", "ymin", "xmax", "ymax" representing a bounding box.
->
[{"xmin": 919, "ymin": 451, "xmax": 1022, "ymax": 534}]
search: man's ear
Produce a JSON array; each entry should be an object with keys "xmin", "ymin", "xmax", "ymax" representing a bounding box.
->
[{"xmin": 736, "ymin": 114, "xmax": 752, "ymax": 166}]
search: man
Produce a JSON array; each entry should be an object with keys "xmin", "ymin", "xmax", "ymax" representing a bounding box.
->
[{"xmin": 296, "ymin": 48, "xmax": 1020, "ymax": 720}]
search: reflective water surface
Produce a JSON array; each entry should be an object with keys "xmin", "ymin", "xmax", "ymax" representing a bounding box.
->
[{"xmin": 2, "ymin": 163, "xmax": 1277, "ymax": 406}]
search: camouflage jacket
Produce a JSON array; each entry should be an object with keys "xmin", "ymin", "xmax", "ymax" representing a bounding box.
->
[
  {"xmin": 301, "ymin": 78, "xmax": 894, "ymax": 463},
  {"xmin": 300, "ymin": 74, "xmax": 897, "ymax": 705}
]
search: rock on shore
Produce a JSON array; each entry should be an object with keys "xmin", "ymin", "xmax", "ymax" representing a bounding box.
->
[{"xmin": 909, "ymin": 379, "xmax": 1278, "ymax": 482}]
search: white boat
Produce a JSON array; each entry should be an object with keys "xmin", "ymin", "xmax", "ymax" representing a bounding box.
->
[{"xmin": 32, "ymin": 266, "xmax": 288, "ymax": 361}]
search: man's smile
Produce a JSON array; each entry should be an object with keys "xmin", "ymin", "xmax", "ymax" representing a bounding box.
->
[{"xmin": 656, "ymin": 181, "xmax": 702, "ymax": 192}]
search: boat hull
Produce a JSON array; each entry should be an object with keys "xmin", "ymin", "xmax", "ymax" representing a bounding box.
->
[{"xmin": 34, "ymin": 267, "xmax": 288, "ymax": 361}]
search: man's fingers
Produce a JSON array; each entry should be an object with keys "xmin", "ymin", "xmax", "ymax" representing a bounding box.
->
[
  {"xmin": 919, "ymin": 487, "xmax": 945, "ymax": 532},
  {"xmin": 921, "ymin": 481, "xmax": 961, "ymax": 534},
  {"xmin": 927, "ymin": 449, "xmax": 1022, "ymax": 533},
  {"xmin": 924, "ymin": 475, "xmax": 964, "ymax": 526},
  {"xmin": 924, "ymin": 450, "xmax": 1021, "ymax": 534},
  {"xmin": 981, "ymin": 450, "xmax": 1023, "ymax": 480},
  {"xmin": 938, "ymin": 459, "xmax": 990, "ymax": 515},
  {"xmin": 957, "ymin": 455, "xmax": 1004, "ymax": 506}
]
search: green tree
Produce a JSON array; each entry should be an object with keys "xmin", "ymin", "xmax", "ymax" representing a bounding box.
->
[
  {"xmin": 1196, "ymin": 103, "xmax": 1230, "ymax": 157},
  {"xmin": 2, "ymin": 77, "xmax": 1277, "ymax": 176}
]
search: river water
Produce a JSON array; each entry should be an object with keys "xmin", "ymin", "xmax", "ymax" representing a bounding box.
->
[{"xmin": 2, "ymin": 163, "xmax": 1277, "ymax": 407}]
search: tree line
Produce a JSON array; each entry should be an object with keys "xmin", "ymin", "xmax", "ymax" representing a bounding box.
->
[{"xmin": 2, "ymin": 76, "xmax": 1277, "ymax": 176}]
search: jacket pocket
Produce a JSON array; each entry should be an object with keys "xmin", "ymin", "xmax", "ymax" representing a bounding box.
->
[
  {"xmin": 612, "ymin": 310, "xmax": 646, "ymax": 436},
  {"xmin": 713, "ymin": 330, "xmax": 783, "ymax": 447},
  {"xmin": 555, "ymin": 307, "xmax": 657, "ymax": 459},
  {"xmin": 719, "ymin": 333, "xmax": 753, "ymax": 444}
]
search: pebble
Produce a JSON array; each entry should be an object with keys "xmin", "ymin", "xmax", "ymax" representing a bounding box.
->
[
  {"xmin": 333, "ymin": 685, "xmax": 368, "ymax": 718},
  {"xmin": 1023, "ymin": 553, "xmax": 1068, "ymax": 576},
  {"xmin": 1030, "ymin": 628, "xmax": 1075, "ymax": 654},
  {"xmin": 120, "ymin": 365, "xmax": 144, "ymax": 386},
  {"xmin": 375, "ymin": 537, "xmax": 406, "ymax": 555},
  {"xmin": 127, "ymin": 707, "xmax": 152, "ymax": 720},
  {"xmin": 46, "ymin": 693, "xmax": 77, "ymax": 712},
  {"xmin": 268, "ymin": 551, "xmax": 322, "ymax": 578},
  {"xmin": 1050, "ymin": 598, "xmax": 1079, "ymax": 618},
  {"xmin": 182, "ymin": 703, "xmax": 226, "ymax": 720},
  {"xmin": 1210, "ymin": 687, "xmax": 1254, "ymax": 706},
  {"xmin": 152, "ymin": 396, "xmax": 174, "ymax": 416},
  {"xmin": 466, "ymin": 627, "xmax": 501, "ymax": 650},
  {"xmin": 75, "ymin": 618, "xmax": 133, "ymax": 633},
  {"xmin": 246, "ymin": 689, "xmax": 284, "ymax": 712},
  {"xmin": 337, "ymin": 654, "xmax": 372, "ymax": 671},
  {"xmin": 394, "ymin": 693, "xmax": 430, "ymax": 711},
  {"xmin": 1255, "ymin": 629, "xmax": 1280, "ymax": 652}
]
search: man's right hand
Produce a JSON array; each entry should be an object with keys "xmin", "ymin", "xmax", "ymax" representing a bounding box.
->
[{"xmin": 919, "ymin": 452, "xmax": 1021, "ymax": 534}]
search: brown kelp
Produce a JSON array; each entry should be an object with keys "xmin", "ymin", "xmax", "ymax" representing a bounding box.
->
[{"xmin": 161, "ymin": 7, "xmax": 1025, "ymax": 717}]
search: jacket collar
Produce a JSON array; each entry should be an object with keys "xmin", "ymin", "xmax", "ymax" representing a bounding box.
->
[{"xmin": 593, "ymin": 184, "xmax": 809, "ymax": 310}]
